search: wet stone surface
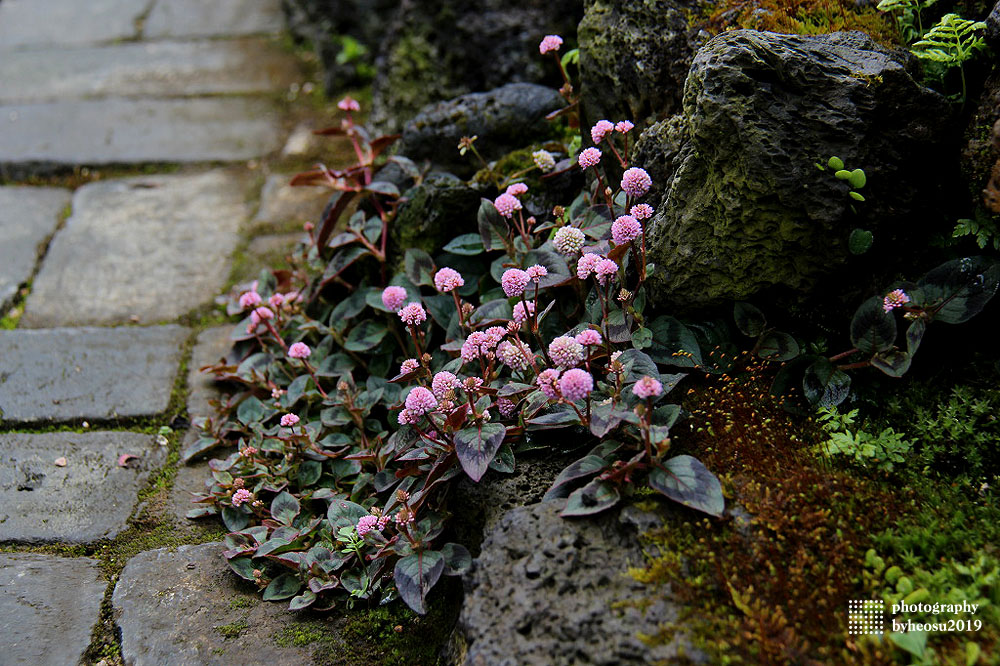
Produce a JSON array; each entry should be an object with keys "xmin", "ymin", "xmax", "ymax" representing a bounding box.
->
[
  {"xmin": 144, "ymin": 0, "xmax": 285, "ymax": 39},
  {"xmin": 0, "ymin": 186, "xmax": 70, "ymax": 311},
  {"xmin": 0, "ymin": 553, "xmax": 106, "ymax": 666},
  {"xmin": 23, "ymin": 171, "xmax": 247, "ymax": 327},
  {"xmin": 0, "ymin": 326, "xmax": 186, "ymax": 423},
  {"xmin": 0, "ymin": 0, "xmax": 148, "ymax": 50},
  {"xmin": 0, "ymin": 431, "xmax": 166, "ymax": 543},
  {"xmin": 0, "ymin": 97, "xmax": 283, "ymax": 167},
  {"xmin": 113, "ymin": 542, "xmax": 322, "ymax": 666},
  {"xmin": 253, "ymin": 174, "xmax": 331, "ymax": 229}
]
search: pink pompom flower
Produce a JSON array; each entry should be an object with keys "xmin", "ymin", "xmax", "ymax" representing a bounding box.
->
[
  {"xmin": 553, "ymin": 226, "xmax": 586, "ymax": 255},
  {"xmin": 611, "ymin": 215, "xmax": 642, "ymax": 245},
  {"xmin": 578, "ymin": 147, "xmax": 602, "ymax": 170},
  {"xmin": 382, "ymin": 286, "xmax": 407, "ymax": 311},
  {"xmin": 280, "ymin": 413, "xmax": 300, "ymax": 427},
  {"xmin": 615, "ymin": 120, "xmax": 635, "ymax": 134},
  {"xmin": 239, "ymin": 291, "xmax": 262, "ymax": 309},
  {"xmin": 536, "ymin": 368, "xmax": 562, "ymax": 399},
  {"xmin": 595, "ymin": 259, "xmax": 619, "ymax": 285},
  {"xmin": 632, "ymin": 376, "xmax": 664, "ymax": 399},
  {"xmin": 512, "ymin": 300, "xmax": 535, "ymax": 326},
  {"xmin": 526, "ymin": 264, "xmax": 548, "ymax": 283},
  {"xmin": 493, "ymin": 193, "xmax": 522, "ymax": 218},
  {"xmin": 497, "ymin": 398, "xmax": 518, "ymax": 418},
  {"xmin": 497, "ymin": 339, "xmax": 532, "ymax": 371},
  {"xmin": 288, "ymin": 342, "xmax": 311, "ymax": 359},
  {"xmin": 621, "ymin": 167, "xmax": 652, "ymax": 198},
  {"xmin": 400, "ymin": 358, "xmax": 420, "ymax": 374},
  {"xmin": 232, "ymin": 489, "xmax": 253, "ymax": 507},
  {"xmin": 883, "ymin": 289, "xmax": 910, "ymax": 313},
  {"xmin": 337, "ymin": 96, "xmax": 360, "ymax": 112},
  {"xmin": 254, "ymin": 306, "xmax": 274, "ymax": 320},
  {"xmin": 575, "ymin": 329, "xmax": 602, "ymax": 346},
  {"xmin": 434, "ymin": 267, "xmax": 465, "ymax": 293},
  {"xmin": 502, "ymin": 269, "xmax": 531, "ymax": 298},
  {"xmin": 398, "ymin": 302, "xmax": 427, "ymax": 327},
  {"xmin": 461, "ymin": 331, "xmax": 490, "ymax": 363},
  {"xmin": 356, "ymin": 514, "xmax": 380, "ymax": 536},
  {"xmin": 397, "ymin": 408, "xmax": 421, "ymax": 425},
  {"xmin": 630, "ymin": 203, "xmax": 654, "ymax": 220},
  {"xmin": 549, "ymin": 335, "xmax": 585, "ymax": 368},
  {"xmin": 404, "ymin": 386, "xmax": 438, "ymax": 415},
  {"xmin": 539, "ymin": 34, "xmax": 563, "ymax": 54},
  {"xmin": 559, "ymin": 368, "xmax": 594, "ymax": 401},
  {"xmin": 506, "ymin": 183, "xmax": 528, "ymax": 197},
  {"xmin": 432, "ymin": 371, "xmax": 461, "ymax": 398},
  {"xmin": 590, "ymin": 120, "xmax": 614, "ymax": 145}
]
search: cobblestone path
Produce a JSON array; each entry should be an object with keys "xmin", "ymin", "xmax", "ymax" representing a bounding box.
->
[{"xmin": 0, "ymin": 2, "xmax": 337, "ymax": 663}]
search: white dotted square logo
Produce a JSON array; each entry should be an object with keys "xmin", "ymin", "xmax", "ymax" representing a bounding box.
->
[{"xmin": 848, "ymin": 600, "xmax": 884, "ymax": 635}]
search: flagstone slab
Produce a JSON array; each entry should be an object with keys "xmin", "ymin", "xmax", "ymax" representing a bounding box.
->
[
  {"xmin": 0, "ymin": 431, "xmax": 166, "ymax": 543},
  {"xmin": 23, "ymin": 171, "xmax": 247, "ymax": 327},
  {"xmin": 0, "ymin": 186, "xmax": 70, "ymax": 311},
  {"xmin": 0, "ymin": 39, "xmax": 299, "ymax": 104},
  {"xmin": 0, "ymin": 98, "xmax": 284, "ymax": 166},
  {"xmin": 254, "ymin": 174, "xmax": 330, "ymax": 228},
  {"xmin": 0, "ymin": 0, "xmax": 149, "ymax": 50},
  {"xmin": 0, "ymin": 326, "xmax": 187, "ymax": 424},
  {"xmin": 113, "ymin": 542, "xmax": 318, "ymax": 665},
  {"xmin": 144, "ymin": 0, "xmax": 284, "ymax": 39},
  {"xmin": 0, "ymin": 553, "xmax": 106, "ymax": 666}
]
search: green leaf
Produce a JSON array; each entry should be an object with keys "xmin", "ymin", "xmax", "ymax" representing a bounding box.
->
[
  {"xmin": 263, "ymin": 573, "xmax": 302, "ymax": 601},
  {"xmin": 525, "ymin": 406, "xmax": 581, "ymax": 430},
  {"xmin": 802, "ymin": 358, "xmax": 851, "ymax": 407},
  {"xmin": 327, "ymin": 499, "xmax": 368, "ymax": 533},
  {"xmin": 468, "ymin": 299, "xmax": 513, "ymax": 326},
  {"xmin": 850, "ymin": 296, "xmax": 897, "ymax": 354},
  {"xmin": 288, "ymin": 590, "xmax": 317, "ymax": 611},
  {"xmin": 616, "ymin": 349, "xmax": 660, "ymax": 383},
  {"xmin": 454, "ymin": 423, "xmax": 507, "ymax": 482},
  {"xmin": 756, "ymin": 331, "xmax": 800, "ymax": 361},
  {"xmin": 222, "ymin": 506, "xmax": 250, "ymax": 532},
  {"xmin": 648, "ymin": 316, "xmax": 704, "ymax": 366},
  {"xmin": 545, "ymin": 455, "xmax": 608, "ymax": 500},
  {"xmin": 906, "ymin": 319, "xmax": 926, "ymax": 356},
  {"xmin": 237, "ymin": 396, "xmax": 267, "ymax": 425},
  {"xmin": 441, "ymin": 543, "xmax": 472, "ymax": 576},
  {"xmin": 849, "ymin": 191, "xmax": 866, "ymax": 202},
  {"xmin": 443, "ymin": 233, "xmax": 485, "ymax": 255},
  {"xmin": 365, "ymin": 180, "xmax": 400, "ymax": 197},
  {"xmin": 871, "ymin": 349, "xmax": 912, "ymax": 377},
  {"xmin": 227, "ymin": 557, "xmax": 257, "ymax": 581},
  {"xmin": 632, "ymin": 327, "xmax": 653, "ymax": 349},
  {"xmin": 330, "ymin": 288, "xmax": 368, "ymax": 322},
  {"xmin": 562, "ymin": 479, "xmax": 620, "ymax": 517},
  {"xmin": 889, "ymin": 631, "xmax": 927, "ymax": 658},
  {"xmin": 733, "ymin": 301, "xmax": 767, "ymax": 337},
  {"xmin": 322, "ymin": 245, "xmax": 367, "ymax": 285},
  {"xmin": 477, "ymin": 198, "xmax": 508, "ymax": 252},
  {"xmin": 648, "ymin": 455, "xmax": 724, "ymax": 517},
  {"xmin": 181, "ymin": 436, "xmax": 220, "ymax": 463},
  {"xmin": 404, "ymin": 248, "xmax": 435, "ymax": 286},
  {"xmin": 835, "ymin": 169, "xmax": 852, "ymax": 180},
  {"xmin": 848, "ymin": 228, "xmax": 873, "ymax": 254},
  {"xmin": 589, "ymin": 402, "xmax": 629, "ymax": 438},
  {"xmin": 394, "ymin": 551, "xmax": 445, "ymax": 614},
  {"xmin": 345, "ymin": 319, "xmax": 388, "ymax": 351},
  {"xmin": 298, "ymin": 460, "xmax": 322, "ymax": 487},
  {"xmin": 827, "ymin": 156, "xmax": 845, "ymax": 170},
  {"xmin": 270, "ymin": 492, "xmax": 300, "ymax": 526},
  {"xmin": 918, "ymin": 257, "xmax": 1000, "ymax": 324},
  {"xmin": 848, "ymin": 169, "xmax": 866, "ymax": 189}
]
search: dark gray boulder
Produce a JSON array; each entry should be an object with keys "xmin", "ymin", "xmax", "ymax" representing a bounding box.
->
[
  {"xmin": 986, "ymin": 0, "xmax": 1000, "ymax": 51},
  {"xmin": 579, "ymin": 0, "xmax": 703, "ymax": 134},
  {"xmin": 397, "ymin": 83, "xmax": 565, "ymax": 178},
  {"xmin": 455, "ymin": 501, "xmax": 696, "ymax": 665},
  {"xmin": 644, "ymin": 30, "xmax": 955, "ymax": 310},
  {"xmin": 390, "ymin": 173, "xmax": 488, "ymax": 261},
  {"xmin": 370, "ymin": 0, "xmax": 583, "ymax": 133}
]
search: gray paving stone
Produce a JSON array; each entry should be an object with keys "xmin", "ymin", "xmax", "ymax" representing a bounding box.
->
[
  {"xmin": 254, "ymin": 174, "xmax": 330, "ymax": 227},
  {"xmin": 0, "ymin": 0, "xmax": 149, "ymax": 50},
  {"xmin": 0, "ymin": 186, "xmax": 70, "ymax": 311},
  {"xmin": 113, "ymin": 542, "xmax": 317, "ymax": 666},
  {"xmin": 0, "ymin": 98, "xmax": 284, "ymax": 166},
  {"xmin": 144, "ymin": 0, "xmax": 284, "ymax": 39},
  {"xmin": 0, "ymin": 39, "xmax": 300, "ymax": 104},
  {"xmin": 0, "ymin": 326, "xmax": 187, "ymax": 423},
  {"xmin": 0, "ymin": 431, "xmax": 167, "ymax": 543},
  {"xmin": 0, "ymin": 553, "xmax": 106, "ymax": 666},
  {"xmin": 23, "ymin": 171, "xmax": 248, "ymax": 326},
  {"xmin": 187, "ymin": 326, "xmax": 237, "ymax": 420}
]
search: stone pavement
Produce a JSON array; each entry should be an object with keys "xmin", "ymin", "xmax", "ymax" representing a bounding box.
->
[{"xmin": 0, "ymin": 2, "xmax": 333, "ymax": 663}]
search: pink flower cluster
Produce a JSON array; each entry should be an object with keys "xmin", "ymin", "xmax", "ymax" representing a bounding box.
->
[
  {"xmin": 434, "ymin": 267, "xmax": 465, "ymax": 293},
  {"xmin": 288, "ymin": 342, "xmax": 311, "ymax": 359},
  {"xmin": 432, "ymin": 371, "xmax": 461, "ymax": 398},
  {"xmin": 621, "ymin": 167, "xmax": 652, "ymax": 198},
  {"xmin": 506, "ymin": 183, "xmax": 528, "ymax": 197},
  {"xmin": 493, "ymin": 193, "xmax": 522, "ymax": 218},
  {"xmin": 232, "ymin": 489, "xmax": 253, "ymax": 507},
  {"xmin": 497, "ymin": 339, "xmax": 532, "ymax": 370},
  {"xmin": 591, "ymin": 120, "xmax": 614, "ymax": 144},
  {"xmin": 883, "ymin": 289, "xmax": 910, "ymax": 313},
  {"xmin": 404, "ymin": 387, "xmax": 438, "ymax": 414},
  {"xmin": 577, "ymin": 254, "xmax": 618, "ymax": 284},
  {"xmin": 630, "ymin": 203, "xmax": 654, "ymax": 220},
  {"xmin": 400, "ymin": 358, "xmax": 420, "ymax": 374},
  {"xmin": 502, "ymin": 269, "xmax": 531, "ymax": 297},
  {"xmin": 239, "ymin": 290, "xmax": 262, "ymax": 309},
  {"xmin": 575, "ymin": 329, "xmax": 602, "ymax": 346},
  {"xmin": 632, "ymin": 376, "xmax": 664, "ymax": 399},
  {"xmin": 548, "ymin": 335, "xmax": 584, "ymax": 368},
  {"xmin": 615, "ymin": 120, "xmax": 634, "ymax": 134},
  {"xmin": 512, "ymin": 300, "xmax": 535, "ymax": 326},
  {"xmin": 559, "ymin": 368, "xmax": 594, "ymax": 401},
  {"xmin": 611, "ymin": 215, "xmax": 642, "ymax": 245},
  {"xmin": 532, "ymin": 150, "xmax": 556, "ymax": 172},
  {"xmin": 536, "ymin": 368, "xmax": 561, "ymax": 399},
  {"xmin": 382, "ymin": 286, "xmax": 408, "ymax": 311},
  {"xmin": 398, "ymin": 302, "xmax": 427, "ymax": 327},
  {"xmin": 280, "ymin": 413, "xmax": 300, "ymax": 427},
  {"xmin": 578, "ymin": 147, "xmax": 602, "ymax": 170},
  {"xmin": 539, "ymin": 34, "xmax": 563, "ymax": 54},
  {"xmin": 526, "ymin": 264, "xmax": 547, "ymax": 283},
  {"xmin": 357, "ymin": 514, "xmax": 387, "ymax": 536},
  {"xmin": 337, "ymin": 96, "xmax": 360, "ymax": 112}
]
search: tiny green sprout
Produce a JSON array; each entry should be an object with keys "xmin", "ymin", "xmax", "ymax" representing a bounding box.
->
[
  {"xmin": 158, "ymin": 425, "xmax": 173, "ymax": 436},
  {"xmin": 828, "ymin": 156, "xmax": 845, "ymax": 170}
]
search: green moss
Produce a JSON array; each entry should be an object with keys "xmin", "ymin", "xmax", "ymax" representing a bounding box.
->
[
  {"xmin": 215, "ymin": 619, "xmax": 250, "ymax": 640},
  {"xmin": 229, "ymin": 596, "xmax": 257, "ymax": 611},
  {"xmin": 272, "ymin": 623, "xmax": 337, "ymax": 648}
]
